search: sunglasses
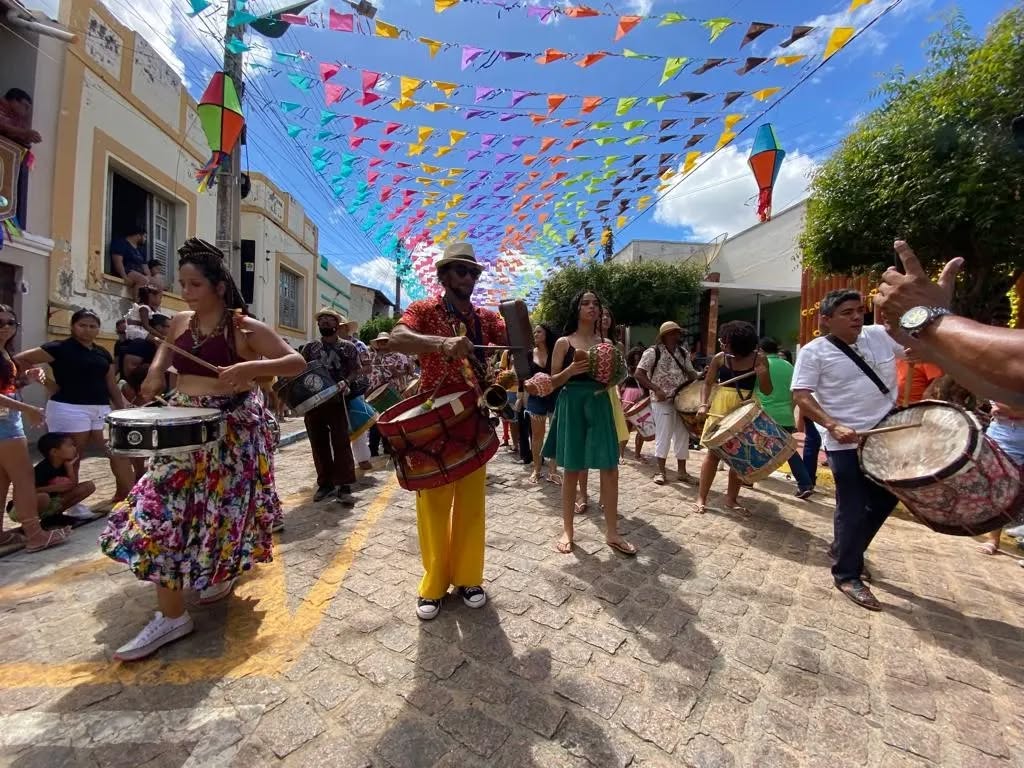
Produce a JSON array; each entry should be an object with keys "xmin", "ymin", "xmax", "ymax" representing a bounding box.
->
[
  {"xmin": 452, "ymin": 264, "xmax": 481, "ymax": 279},
  {"xmin": 0, "ymin": 321, "xmax": 18, "ymax": 328}
]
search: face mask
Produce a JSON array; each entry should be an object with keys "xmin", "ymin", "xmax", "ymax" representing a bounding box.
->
[{"xmin": 319, "ymin": 324, "xmax": 335, "ymax": 337}]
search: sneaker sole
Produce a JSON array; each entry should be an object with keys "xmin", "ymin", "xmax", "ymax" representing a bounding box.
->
[
  {"xmin": 416, "ymin": 608, "xmax": 440, "ymax": 621},
  {"xmin": 113, "ymin": 621, "xmax": 195, "ymax": 661}
]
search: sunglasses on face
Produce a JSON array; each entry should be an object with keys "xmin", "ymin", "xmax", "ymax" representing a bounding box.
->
[
  {"xmin": 0, "ymin": 321, "xmax": 18, "ymax": 328},
  {"xmin": 452, "ymin": 265, "xmax": 481, "ymax": 279}
]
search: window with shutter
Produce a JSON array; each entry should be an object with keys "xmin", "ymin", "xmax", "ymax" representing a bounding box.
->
[
  {"xmin": 279, "ymin": 266, "xmax": 301, "ymax": 329},
  {"xmin": 150, "ymin": 196, "xmax": 175, "ymax": 284}
]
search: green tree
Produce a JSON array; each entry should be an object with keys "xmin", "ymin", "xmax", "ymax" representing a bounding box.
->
[
  {"xmin": 534, "ymin": 259, "xmax": 703, "ymax": 331},
  {"xmin": 800, "ymin": 9, "xmax": 1024, "ymax": 323},
  {"xmin": 358, "ymin": 315, "xmax": 398, "ymax": 343}
]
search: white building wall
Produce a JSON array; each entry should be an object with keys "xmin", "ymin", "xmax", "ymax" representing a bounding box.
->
[
  {"xmin": 711, "ymin": 201, "xmax": 805, "ymax": 292},
  {"xmin": 348, "ymin": 284, "xmax": 375, "ymax": 328}
]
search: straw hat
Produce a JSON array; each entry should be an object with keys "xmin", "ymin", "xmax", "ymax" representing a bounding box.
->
[
  {"xmin": 435, "ymin": 242, "xmax": 481, "ymax": 271},
  {"xmin": 657, "ymin": 321, "xmax": 683, "ymax": 342},
  {"xmin": 371, "ymin": 332, "xmax": 391, "ymax": 347},
  {"xmin": 315, "ymin": 307, "xmax": 357, "ymax": 331}
]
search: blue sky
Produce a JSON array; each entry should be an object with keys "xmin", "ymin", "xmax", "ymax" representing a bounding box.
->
[{"xmin": 33, "ymin": 0, "xmax": 1016, "ymax": 302}]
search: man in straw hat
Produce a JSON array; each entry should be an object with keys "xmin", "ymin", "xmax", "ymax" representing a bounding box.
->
[
  {"xmin": 388, "ymin": 242, "xmax": 507, "ymax": 621},
  {"xmin": 635, "ymin": 320, "xmax": 700, "ymax": 486},
  {"xmin": 301, "ymin": 308, "xmax": 361, "ymax": 503}
]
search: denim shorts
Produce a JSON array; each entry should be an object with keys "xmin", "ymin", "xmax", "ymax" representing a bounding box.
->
[
  {"xmin": 526, "ymin": 394, "xmax": 555, "ymax": 417},
  {"xmin": 0, "ymin": 410, "xmax": 25, "ymax": 441},
  {"xmin": 988, "ymin": 419, "xmax": 1024, "ymax": 465}
]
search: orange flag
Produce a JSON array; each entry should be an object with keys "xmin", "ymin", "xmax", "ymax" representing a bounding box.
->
[
  {"xmin": 577, "ymin": 52, "xmax": 607, "ymax": 68},
  {"xmin": 523, "ymin": 155, "xmax": 538, "ymax": 165},
  {"xmin": 567, "ymin": 138, "xmax": 587, "ymax": 151},
  {"xmin": 564, "ymin": 5, "xmax": 599, "ymax": 17},
  {"xmin": 562, "ymin": 119, "xmax": 582, "ymax": 128},
  {"xmin": 614, "ymin": 15, "xmax": 642, "ymax": 41},
  {"xmin": 537, "ymin": 49, "xmax": 569, "ymax": 65},
  {"xmin": 539, "ymin": 137, "xmax": 557, "ymax": 153},
  {"xmin": 547, "ymin": 94, "xmax": 567, "ymax": 114},
  {"xmin": 531, "ymin": 114, "xmax": 547, "ymax": 126},
  {"xmin": 581, "ymin": 96, "xmax": 603, "ymax": 113}
]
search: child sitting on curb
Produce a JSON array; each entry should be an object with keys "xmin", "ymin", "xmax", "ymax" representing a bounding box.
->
[{"xmin": 8, "ymin": 432, "xmax": 96, "ymax": 527}]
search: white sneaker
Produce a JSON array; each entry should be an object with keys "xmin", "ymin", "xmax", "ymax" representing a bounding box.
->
[
  {"xmin": 114, "ymin": 612, "xmax": 194, "ymax": 661},
  {"xmin": 457, "ymin": 586, "xmax": 487, "ymax": 609},
  {"xmin": 198, "ymin": 578, "xmax": 236, "ymax": 605},
  {"xmin": 65, "ymin": 504, "xmax": 95, "ymax": 520},
  {"xmin": 416, "ymin": 597, "xmax": 441, "ymax": 621}
]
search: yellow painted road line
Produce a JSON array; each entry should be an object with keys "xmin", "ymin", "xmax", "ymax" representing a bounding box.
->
[{"xmin": 0, "ymin": 479, "xmax": 397, "ymax": 688}]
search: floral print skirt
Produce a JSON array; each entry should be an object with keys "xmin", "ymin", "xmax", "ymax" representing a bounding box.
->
[{"xmin": 98, "ymin": 389, "xmax": 281, "ymax": 591}]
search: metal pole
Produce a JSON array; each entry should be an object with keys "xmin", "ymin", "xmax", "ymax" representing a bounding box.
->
[
  {"xmin": 755, "ymin": 293, "xmax": 762, "ymax": 335},
  {"xmin": 216, "ymin": 23, "xmax": 244, "ymax": 283}
]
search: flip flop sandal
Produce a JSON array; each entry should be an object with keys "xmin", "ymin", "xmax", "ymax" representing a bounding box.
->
[
  {"xmin": 574, "ymin": 501, "xmax": 588, "ymax": 515},
  {"xmin": 725, "ymin": 503, "xmax": 751, "ymax": 515},
  {"xmin": 607, "ymin": 539, "xmax": 637, "ymax": 557},
  {"xmin": 693, "ymin": 503, "xmax": 707, "ymax": 515},
  {"xmin": 556, "ymin": 539, "xmax": 574, "ymax": 554},
  {"xmin": 653, "ymin": 475, "xmax": 667, "ymax": 485},
  {"xmin": 25, "ymin": 527, "xmax": 70, "ymax": 553},
  {"xmin": 977, "ymin": 542, "xmax": 999, "ymax": 555},
  {"xmin": 546, "ymin": 474, "xmax": 563, "ymax": 486}
]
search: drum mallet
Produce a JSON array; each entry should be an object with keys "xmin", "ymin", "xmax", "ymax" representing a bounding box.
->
[
  {"xmin": 158, "ymin": 339, "xmax": 223, "ymax": 376},
  {"xmin": 717, "ymin": 370, "xmax": 756, "ymax": 388},
  {"xmin": 858, "ymin": 423, "xmax": 922, "ymax": 437}
]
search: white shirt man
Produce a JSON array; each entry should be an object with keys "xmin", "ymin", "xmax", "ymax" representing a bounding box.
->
[
  {"xmin": 636, "ymin": 321, "xmax": 700, "ymax": 485},
  {"xmin": 792, "ymin": 290, "xmax": 905, "ymax": 612}
]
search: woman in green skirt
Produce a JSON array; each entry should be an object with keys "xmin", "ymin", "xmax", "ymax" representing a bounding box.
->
[{"xmin": 543, "ymin": 291, "xmax": 637, "ymax": 556}]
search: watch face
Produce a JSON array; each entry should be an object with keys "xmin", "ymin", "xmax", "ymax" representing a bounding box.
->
[{"xmin": 901, "ymin": 306, "xmax": 930, "ymax": 329}]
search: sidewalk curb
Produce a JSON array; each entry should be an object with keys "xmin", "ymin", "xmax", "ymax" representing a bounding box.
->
[{"xmin": 278, "ymin": 429, "xmax": 308, "ymax": 450}]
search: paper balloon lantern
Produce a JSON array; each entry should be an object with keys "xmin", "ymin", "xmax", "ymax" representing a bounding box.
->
[
  {"xmin": 196, "ymin": 72, "xmax": 245, "ymax": 192},
  {"xmin": 747, "ymin": 123, "xmax": 785, "ymax": 222}
]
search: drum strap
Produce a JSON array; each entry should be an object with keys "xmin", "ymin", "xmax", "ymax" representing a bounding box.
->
[{"xmin": 826, "ymin": 335, "xmax": 890, "ymax": 395}]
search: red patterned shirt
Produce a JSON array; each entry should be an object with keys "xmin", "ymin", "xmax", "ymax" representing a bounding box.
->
[{"xmin": 398, "ymin": 297, "xmax": 506, "ymax": 394}]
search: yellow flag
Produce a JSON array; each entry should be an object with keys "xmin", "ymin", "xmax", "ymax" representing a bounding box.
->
[
  {"xmin": 419, "ymin": 36, "xmax": 443, "ymax": 57},
  {"xmin": 393, "ymin": 98, "xmax": 415, "ymax": 112},
  {"xmin": 682, "ymin": 151, "xmax": 701, "ymax": 174},
  {"xmin": 408, "ymin": 144, "xmax": 425, "ymax": 157},
  {"xmin": 751, "ymin": 87, "xmax": 781, "ymax": 102},
  {"xmin": 449, "ymin": 129, "xmax": 467, "ymax": 145},
  {"xmin": 424, "ymin": 102, "xmax": 449, "ymax": 112},
  {"xmin": 637, "ymin": 195, "xmax": 651, "ymax": 210},
  {"xmin": 714, "ymin": 131, "xmax": 736, "ymax": 150},
  {"xmin": 660, "ymin": 168, "xmax": 676, "ymax": 181},
  {"xmin": 451, "ymin": 193, "xmax": 464, "ymax": 205},
  {"xmin": 616, "ymin": 215, "xmax": 627, "ymax": 229},
  {"xmin": 418, "ymin": 126, "xmax": 434, "ymax": 143},
  {"xmin": 775, "ymin": 54, "xmax": 806, "ymax": 67},
  {"xmin": 824, "ymin": 27, "xmax": 855, "ymax": 61},
  {"xmin": 848, "ymin": 0, "xmax": 871, "ymax": 10},
  {"xmin": 723, "ymin": 113, "xmax": 743, "ymax": 131},
  {"xmin": 435, "ymin": 212, "xmax": 447, "ymax": 222},
  {"xmin": 433, "ymin": 81, "xmax": 458, "ymax": 98},
  {"xmin": 435, "ymin": 0, "xmax": 459, "ymax": 11},
  {"xmin": 400, "ymin": 76, "xmax": 422, "ymax": 100},
  {"xmin": 375, "ymin": 20, "xmax": 400, "ymax": 38},
  {"xmin": 447, "ymin": 168, "xmax": 464, "ymax": 177},
  {"xmin": 434, "ymin": 146, "xmax": 453, "ymax": 158},
  {"xmin": 420, "ymin": 163, "xmax": 441, "ymax": 174},
  {"xmin": 438, "ymin": 179, "xmax": 456, "ymax": 188},
  {"xmin": 416, "ymin": 176, "xmax": 432, "ymax": 185}
]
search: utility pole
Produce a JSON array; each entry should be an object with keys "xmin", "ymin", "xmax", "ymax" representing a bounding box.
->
[
  {"xmin": 216, "ymin": 21, "xmax": 244, "ymax": 282},
  {"xmin": 394, "ymin": 272, "xmax": 401, "ymax": 318}
]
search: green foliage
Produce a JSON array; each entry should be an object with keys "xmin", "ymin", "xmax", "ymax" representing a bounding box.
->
[
  {"xmin": 358, "ymin": 315, "xmax": 398, "ymax": 343},
  {"xmin": 534, "ymin": 259, "xmax": 703, "ymax": 332},
  {"xmin": 800, "ymin": 9, "xmax": 1024, "ymax": 322}
]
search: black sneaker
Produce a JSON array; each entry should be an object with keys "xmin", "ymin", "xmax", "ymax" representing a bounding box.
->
[
  {"xmin": 416, "ymin": 597, "xmax": 441, "ymax": 621},
  {"xmin": 456, "ymin": 586, "xmax": 487, "ymax": 609},
  {"xmin": 335, "ymin": 486, "xmax": 356, "ymax": 506},
  {"xmin": 795, "ymin": 487, "xmax": 814, "ymax": 500},
  {"xmin": 313, "ymin": 486, "xmax": 334, "ymax": 502}
]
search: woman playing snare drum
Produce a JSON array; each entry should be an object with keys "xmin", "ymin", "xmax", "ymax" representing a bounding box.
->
[
  {"xmin": 98, "ymin": 238, "xmax": 305, "ymax": 662},
  {"xmin": 693, "ymin": 321, "xmax": 773, "ymax": 515}
]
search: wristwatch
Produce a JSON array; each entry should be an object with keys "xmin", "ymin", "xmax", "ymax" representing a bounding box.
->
[{"xmin": 898, "ymin": 306, "xmax": 952, "ymax": 338}]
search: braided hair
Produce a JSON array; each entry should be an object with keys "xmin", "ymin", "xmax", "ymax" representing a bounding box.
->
[{"xmin": 177, "ymin": 238, "xmax": 247, "ymax": 311}]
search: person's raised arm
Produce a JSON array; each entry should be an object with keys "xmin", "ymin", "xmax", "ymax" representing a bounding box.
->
[
  {"xmin": 388, "ymin": 322, "xmax": 473, "ymax": 360},
  {"xmin": 548, "ymin": 337, "xmax": 588, "ymax": 389},
  {"xmin": 217, "ymin": 319, "xmax": 306, "ymax": 391}
]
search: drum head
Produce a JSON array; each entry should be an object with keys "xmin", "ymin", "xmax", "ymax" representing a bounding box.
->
[
  {"xmin": 367, "ymin": 383, "xmax": 390, "ymax": 399},
  {"xmin": 860, "ymin": 402, "xmax": 974, "ymax": 483},
  {"xmin": 675, "ymin": 381, "xmax": 709, "ymax": 412},
  {"xmin": 714, "ymin": 402, "xmax": 758, "ymax": 434},
  {"xmin": 390, "ymin": 391, "xmax": 464, "ymax": 422},
  {"xmin": 107, "ymin": 406, "xmax": 222, "ymax": 422}
]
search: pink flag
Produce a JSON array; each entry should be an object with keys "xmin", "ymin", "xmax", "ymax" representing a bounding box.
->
[
  {"xmin": 379, "ymin": 140, "xmax": 394, "ymax": 151},
  {"xmin": 319, "ymin": 62, "xmax": 340, "ymax": 82},
  {"xmin": 349, "ymin": 136, "xmax": 365, "ymax": 149},
  {"xmin": 352, "ymin": 116, "xmax": 371, "ymax": 131},
  {"xmin": 280, "ymin": 13, "xmax": 308, "ymax": 24},
  {"xmin": 328, "ymin": 9, "xmax": 353, "ymax": 32},
  {"xmin": 324, "ymin": 84, "xmax": 346, "ymax": 105},
  {"xmin": 362, "ymin": 71, "xmax": 380, "ymax": 91},
  {"xmin": 384, "ymin": 122, "xmax": 401, "ymax": 135},
  {"xmin": 369, "ymin": 157, "xmax": 383, "ymax": 167},
  {"xmin": 358, "ymin": 91, "xmax": 381, "ymax": 106}
]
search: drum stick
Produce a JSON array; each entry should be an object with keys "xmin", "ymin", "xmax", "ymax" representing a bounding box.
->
[
  {"xmin": 474, "ymin": 345, "xmax": 526, "ymax": 352},
  {"xmin": 717, "ymin": 370, "xmax": 756, "ymax": 388},
  {"xmin": 158, "ymin": 339, "xmax": 221, "ymax": 376},
  {"xmin": 858, "ymin": 423, "xmax": 921, "ymax": 437}
]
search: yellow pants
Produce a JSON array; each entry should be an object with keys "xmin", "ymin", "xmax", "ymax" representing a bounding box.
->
[{"xmin": 415, "ymin": 464, "xmax": 487, "ymax": 600}]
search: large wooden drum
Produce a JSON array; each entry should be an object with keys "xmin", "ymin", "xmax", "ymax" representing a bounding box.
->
[
  {"xmin": 703, "ymin": 402, "xmax": 796, "ymax": 483},
  {"xmin": 859, "ymin": 401, "xmax": 1024, "ymax": 536},
  {"xmin": 674, "ymin": 379, "xmax": 714, "ymax": 435}
]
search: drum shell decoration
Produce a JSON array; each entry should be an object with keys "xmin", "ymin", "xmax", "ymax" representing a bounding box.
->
[
  {"xmin": 348, "ymin": 395, "xmax": 378, "ymax": 442},
  {"xmin": 703, "ymin": 402, "xmax": 796, "ymax": 483},
  {"xmin": 367, "ymin": 383, "xmax": 401, "ymax": 414},
  {"xmin": 675, "ymin": 380, "xmax": 714, "ymax": 435},
  {"xmin": 524, "ymin": 372, "xmax": 553, "ymax": 396},
  {"xmin": 106, "ymin": 407, "xmax": 225, "ymax": 458},
  {"xmin": 377, "ymin": 390, "xmax": 498, "ymax": 491},
  {"xmin": 277, "ymin": 361, "xmax": 340, "ymax": 416},
  {"xmin": 623, "ymin": 396, "xmax": 656, "ymax": 440},
  {"xmin": 586, "ymin": 343, "xmax": 626, "ymax": 387},
  {"xmin": 859, "ymin": 401, "xmax": 1024, "ymax": 536}
]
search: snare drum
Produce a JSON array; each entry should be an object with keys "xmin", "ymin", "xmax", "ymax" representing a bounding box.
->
[
  {"xmin": 377, "ymin": 390, "xmax": 498, "ymax": 491},
  {"xmin": 277, "ymin": 362, "xmax": 340, "ymax": 416},
  {"xmin": 702, "ymin": 402, "xmax": 796, "ymax": 483},
  {"xmin": 366, "ymin": 382, "xmax": 401, "ymax": 414},
  {"xmin": 106, "ymin": 407, "xmax": 224, "ymax": 458},
  {"xmin": 623, "ymin": 396, "xmax": 656, "ymax": 440},
  {"xmin": 402, "ymin": 377, "xmax": 420, "ymax": 398},
  {"xmin": 675, "ymin": 379, "xmax": 714, "ymax": 435},
  {"xmin": 348, "ymin": 395, "xmax": 378, "ymax": 442},
  {"xmin": 859, "ymin": 401, "xmax": 1024, "ymax": 536}
]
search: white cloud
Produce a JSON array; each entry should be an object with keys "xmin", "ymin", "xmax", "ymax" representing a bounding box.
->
[
  {"xmin": 652, "ymin": 144, "xmax": 818, "ymax": 241},
  {"xmin": 773, "ymin": 0, "xmax": 935, "ymax": 59},
  {"xmin": 623, "ymin": 0, "xmax": 655, "ymax": 14},
  {"xmin": 350, "ymin": 256, "xmax": 396, "ymax": 296}
]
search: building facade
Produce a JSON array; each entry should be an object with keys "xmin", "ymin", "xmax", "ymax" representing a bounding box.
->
[{"xmin": 348, "ymin": 283, "xmax": 394, "ymax": 328}]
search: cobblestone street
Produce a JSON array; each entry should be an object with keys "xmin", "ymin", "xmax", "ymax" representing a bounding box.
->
[{"xmin": 1, "ymin": 432, "xmax": 1022, "ymax": 768}]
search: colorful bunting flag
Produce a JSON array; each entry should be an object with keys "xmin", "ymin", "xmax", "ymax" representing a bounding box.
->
[
  {"xmin": 328, "ymin": 9, "xmax": 353, "ymax": 32},
  {"xmin": 577, "ymin": 52, "xmax": 607, "ymax": 68},
  {"xmin": 740, "ymin": 22, "xmax": 775, "ymax": 47},
  {"xmin": 324, "ymin": 84, "xmax": 345, "ymax": 105},
  {"xmin": 461, "ymin": 46, "xmax": 485, "ymax": 69},
  {"xmin": 614, "ymin": 15, "xmax": 642, "ymax": 41},
  {"xmin": 660, "ymin": 57, "xmax": 688, "ymax": 85},
  {"xmin": 375, "ymin": 20, "xmax": 400, "ymax": 38},
  {"xmin": 537, "ymin": 49, "xmax": 569, "ymax": 65},
  {"xmin": 703, "ymin": 17, "xmax": 734, "ymax": 42},
  {"xmin": 419, "ymin": 37, "xmax": 443, "ymax": 57},
  {"xmin": 547, "ymin": 94, "xmax": 567, "ymax": 114},
  {"xmin": 615, "ymin": 97, "xmax": 639, "ymax": 116},
  {"xmin": 823, "ymin": 27, "xmax": 855, "ymax": 60},
  {"xmin": 319, "ymin": 62, "xmax": 340, "ymax": 82},
  {"xmin": 751, "ymin": 86, "xmax": 781, "ymax": 102},
  {"xmin": 779, "ymin": 25, "xmax": 813, "ymax": 48}
]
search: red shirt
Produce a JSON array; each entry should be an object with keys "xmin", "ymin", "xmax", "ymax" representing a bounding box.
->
[{"xmin": 398, "ymin": 297, "xmax": 506, "ymax": 394}]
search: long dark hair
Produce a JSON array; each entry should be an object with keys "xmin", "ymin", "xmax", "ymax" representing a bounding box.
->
[
  {"xmin": 178, "ymin": 238, "xmax": 247, "ymax": 311},
  {"xmin": 563, "ymin": 290, "xmax": 602, "ymax": 336},
  {"xmin": 0, "ymin": 304, "xmax": 17, "ymax": 391},
  {"xmin": 535, "ymin": 322, "xmax": 557, "ymax": 352},
  {"xmin": 719, "ymin": 320, "xmax": 759, "ymax": 357}
]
